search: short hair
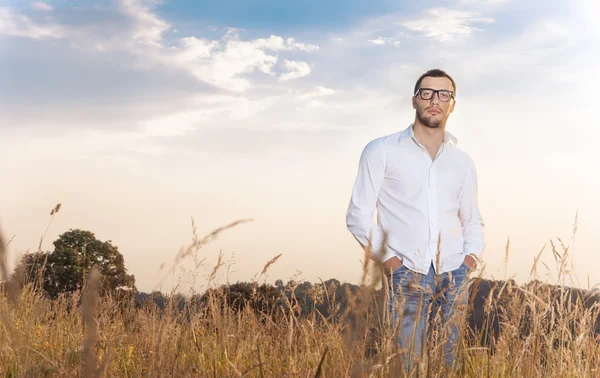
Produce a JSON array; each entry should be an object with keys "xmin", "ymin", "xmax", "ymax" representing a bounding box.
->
[{"xmin": 413, "ymin": 69, "xmax": 456, "ymax": 97}]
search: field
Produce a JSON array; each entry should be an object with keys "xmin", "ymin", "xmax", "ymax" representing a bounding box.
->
[{"xmin": 1, "ymin": 221, "xmax": 599, "ymax": 377}]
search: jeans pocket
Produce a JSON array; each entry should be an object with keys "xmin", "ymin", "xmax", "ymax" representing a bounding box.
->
[{"xmin": 388, "ymin": 260, "xmax": 406, "ymax": 276}]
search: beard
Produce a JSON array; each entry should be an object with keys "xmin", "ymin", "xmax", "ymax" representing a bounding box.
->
[{"xmin": 416, "ymin": 108, "xmax": 444, "ymax": 129}]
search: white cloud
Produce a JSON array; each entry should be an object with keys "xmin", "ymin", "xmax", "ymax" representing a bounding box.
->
[
  {"xmin": 120, "ymin": 0, "xmax": 171, "ymax": 47},
  {"xmin": 253, "ymin": 35, "xmax": 319, "ymax": 52},
  {"xmin": 140, "ymin": 110, "xmax": 213, "ymax": 137},
  {"xmin": 0, "ymin": 2, "xmax": 319, "ymax": 92},
  {"xmin": 0, "ymin": 7, "xmax": 66, "ymax": 39},
  {"xmin": 167, "ymin": 33, "xmax": 318, "ymax": 90},
  {"xmin": 170, "ymin": 37, "xmax": 219, "ymax": 63},
  {"xmin": 368, "ymin": 36, "xmax": 401, "ymax": 46},
  {"xmin": 297, "ymin": 86, "xmax": 336, "ymax": 100},
  {"xmin": 400, "ymin": 8, "xmax": 494, "ymax": 41},
  {"xmin": 279, "ymin": 60, "xmax": 312, "ymax": 82},
  {"xmin": 31, "ymin": 2, "xmax": 53, "ymax": 11},
  {"xmin": 163, "ymin": 35, "xmax": 281, "ymax": 91},
  {"xmin": 368, "ymin": 37, "xmax": 386, "ymax": 45}
]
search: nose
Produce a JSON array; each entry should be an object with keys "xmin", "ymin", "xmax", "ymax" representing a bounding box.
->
[{"xmin": 430, "ymin": 92, "xmax": 440, "ymax": 104}]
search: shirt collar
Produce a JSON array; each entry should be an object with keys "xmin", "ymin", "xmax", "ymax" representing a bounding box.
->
[{"xmin": 398, "ymin": 123, "xmax": 458, "ymax": 146}]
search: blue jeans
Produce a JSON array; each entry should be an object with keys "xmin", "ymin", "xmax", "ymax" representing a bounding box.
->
[{"xmin": 388, "ymin": 261, "xmax": 471, "ymax": 369}]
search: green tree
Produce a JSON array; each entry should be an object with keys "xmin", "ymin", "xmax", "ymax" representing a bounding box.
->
[{"xmin": 15, "ymin": 229, "xmax": 135, "ymax": 298}]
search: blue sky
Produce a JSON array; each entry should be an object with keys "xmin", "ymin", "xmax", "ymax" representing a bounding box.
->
[
  {"xmin": 1, "ymin": 0, "xmax": 599, "ymax": 292},
  {"xmin": 158, "ymin": 0, "xmax": 409, "ymax": 32}
]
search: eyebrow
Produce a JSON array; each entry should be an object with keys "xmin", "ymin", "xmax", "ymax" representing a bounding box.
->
[{"xmin": 418, "ymin": 88, "xmax": 453, "ymax": 91}]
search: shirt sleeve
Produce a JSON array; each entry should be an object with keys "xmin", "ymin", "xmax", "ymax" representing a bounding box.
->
[
  {"xmin": 458, "ymin": 158, "xmax": 485, "ymax": 257},
  {"xmin": 346, "ymin": 139, "xmax": 395, "ymax": 263}
]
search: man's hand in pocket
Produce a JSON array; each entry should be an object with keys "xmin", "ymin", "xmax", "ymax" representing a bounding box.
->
[
  {"xmin": 383, "ymin": 256, "xmax": 402, "ymax": 274},
  {"xmin": 464, "ymin": 255, "xmax": 477, "ymax": 270}
]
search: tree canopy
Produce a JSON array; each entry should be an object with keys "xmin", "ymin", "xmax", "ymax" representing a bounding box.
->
[{"xmin": 16, "ymin": 229, "xmax": 135, "ymax": 298}]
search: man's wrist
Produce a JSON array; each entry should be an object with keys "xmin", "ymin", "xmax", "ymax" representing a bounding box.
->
[{"xmin": 465, "ymin": 254, "xmax": 478, "ymax": 268}]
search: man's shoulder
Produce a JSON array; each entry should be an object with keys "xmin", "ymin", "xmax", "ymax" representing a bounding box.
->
[
  {"xmin": 358, "ymin": 132, "xmax": 402, "ymax": 164},
  {"xmin": 446, "ymin": 143, "xmax": 476, "ymax": 167},
  {"xmin": 364, "ymin": 132, "xmax": 402, "ymax": 150}
]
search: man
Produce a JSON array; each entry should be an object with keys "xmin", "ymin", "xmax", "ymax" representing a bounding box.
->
[{"xmin": 346, "ymin": 69, "xmax": 484, "ymax": 369}]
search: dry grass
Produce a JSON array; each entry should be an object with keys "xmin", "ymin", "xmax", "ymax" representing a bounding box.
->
[{"xmin": 0, "ymin": 213, "xmax": 599, "ymax": 377}]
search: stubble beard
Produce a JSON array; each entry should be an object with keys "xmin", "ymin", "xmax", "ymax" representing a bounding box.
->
[{"xmin": 416, "ymin": 108, "xmax": 445, "ymax": 129}]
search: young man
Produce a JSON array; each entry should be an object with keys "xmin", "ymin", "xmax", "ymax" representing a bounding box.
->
[{"xmin": 346, "ymin": 69, "xmax": 484, "ymax": 368}]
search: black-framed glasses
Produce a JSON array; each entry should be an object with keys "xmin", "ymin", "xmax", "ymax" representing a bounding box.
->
[{"xmin": 414, "ymin": 88, "xmax": 455, "ymax": 102}]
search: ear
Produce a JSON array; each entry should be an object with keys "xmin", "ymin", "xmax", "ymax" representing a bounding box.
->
[
  {"xmin": 412, "ymin": 96, "xmax": 416, "ymax": 109},
  {"xmin": 449, "ymin": 99, "xmax": 456, "ymax": 113}
]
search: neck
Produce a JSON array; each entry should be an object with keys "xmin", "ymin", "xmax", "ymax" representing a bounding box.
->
[{"xmin": 412, "ymin": 120, "xmax": 445, "ymax": 148}]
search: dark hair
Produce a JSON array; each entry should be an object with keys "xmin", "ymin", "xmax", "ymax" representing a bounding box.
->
[{"xmin": 413, "ymin": 69, "xmax": 456, "ymax": 97}]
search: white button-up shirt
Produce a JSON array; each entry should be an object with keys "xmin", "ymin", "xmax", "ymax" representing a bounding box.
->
[{"xmin": 346, "ymin": 124, "xmax": 485, "ymax": 274}]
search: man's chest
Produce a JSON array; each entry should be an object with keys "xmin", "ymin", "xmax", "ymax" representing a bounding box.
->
[{"xmin": 382, "ymin": 150, "xmax": 466, "ymax": 200}]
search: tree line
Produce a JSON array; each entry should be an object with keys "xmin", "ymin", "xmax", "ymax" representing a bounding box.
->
[{"xmin": 7, "ymin": 229, "xmax": 376, "ymax": 321}]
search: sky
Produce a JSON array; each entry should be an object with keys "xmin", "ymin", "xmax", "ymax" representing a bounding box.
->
[{"xmin": 1, "ymin": 0, "xmax": 599, "ymax": 293}]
